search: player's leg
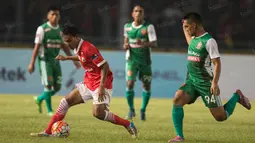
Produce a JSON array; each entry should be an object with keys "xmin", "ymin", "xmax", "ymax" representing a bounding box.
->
[
  {"xmin": 196, "ymin": 84, "xmax": 227, "ymax": 121},
  {"xmin": 168, "ymin": 83, "xmax": 198, "ymax": 142},
  {"xmin": 36, "ymin": 59, "xmax": 45, "ymax": 105},
  {"xmin": 35, "ymin": 60, "xmax": 54, "ymax": 114},
  {"xmin": 91, "ymin": 89, "xmax": 137, "ymax": 138},
  {"xmin": 125, "ymin": 61, "xmax": 138, "ymax": 119},
  {"xmin": 30, "ymin": 82, "xmax": 89, "ymax": 137},
  {"xmin": 52, "ymin": 61, "xmax": 62, "ymax": 95},
  {"xmin": 42, "ymin": 62, "xmax": 55, "ymax": 115},
  {"xmin": 223, "ymin": 89, "xmax": 251, "ymax": 116},
  {"xmin": 204, "ymin": 89, "xmax": 251, "ymax": 121},
  {"xmin": 48, "ymin": 62, "xmax": 62, "ymax": 116},
  {"xmin": 44, "ymin": 88, "xmax": 84, "ymax": 134},
  {"xmin": 139, "ymin": 65, "xmax": 152, "ymax": 121}
]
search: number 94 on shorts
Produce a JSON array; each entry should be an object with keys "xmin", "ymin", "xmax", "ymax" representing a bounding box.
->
[{"xmin": 179, "ymin": 82, "xmax": 223, "ymax": 108}]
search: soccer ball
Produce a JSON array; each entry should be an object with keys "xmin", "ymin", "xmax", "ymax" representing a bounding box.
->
[{"xmin": 51, "ymin": 120, "xmax": 70, "ymax": 137}]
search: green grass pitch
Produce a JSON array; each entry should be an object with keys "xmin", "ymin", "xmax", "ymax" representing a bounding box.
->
[{"xmin": 0, "ymin": 94, "xmax": 254, "ymax": 143}]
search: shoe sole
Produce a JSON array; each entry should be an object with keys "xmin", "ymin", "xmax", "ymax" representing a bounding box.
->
[{"xmin": 30, "ymin": 133, "xmax": 50, "ymax": 137}]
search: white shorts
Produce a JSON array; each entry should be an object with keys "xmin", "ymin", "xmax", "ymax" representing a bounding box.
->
[{"xmin": 75, "ymin": 82, "xmax": 112, "ymax": 107}]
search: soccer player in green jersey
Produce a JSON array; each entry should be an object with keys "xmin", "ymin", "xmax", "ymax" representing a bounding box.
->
[
  {"xmin": 28, "ymin": 6, "xmax": 80, "ymax": 116},
  {"xmin": 123, "ymin": 5, "xmax": 157, "ymax": 121},
  {"xmin": 168, "ymin": 12, "xmax": 251, "ymax": 142}
]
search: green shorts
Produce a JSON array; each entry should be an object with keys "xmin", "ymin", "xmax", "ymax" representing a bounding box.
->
[
  {"xmin": 126, "ymin": 61, "xmax": 152, "ymax": 84},
  {"xmin": 179, "ymin": 80, "xmax": 223, "ymax": 108},
  {"xmin": 38, "ymin": 59, "xmax": 62, "ymax": 86}
]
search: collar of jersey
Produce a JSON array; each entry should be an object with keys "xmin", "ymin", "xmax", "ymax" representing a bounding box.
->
[
  {"xmin": 47, "ymin": 22, "xmax": 59, "ymax": 29},
  {"xmin": 192, "ymin": 32, "xmax": 208, "ymax": 39},
  {"xmin": 132, "ymin": 21, "xmax": 145, "ymax": 29},
  {"xmin": 74, "ymin": 39, "xmax": 84, "ymax": 54}
]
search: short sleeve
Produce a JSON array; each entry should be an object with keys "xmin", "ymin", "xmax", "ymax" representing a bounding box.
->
[
  {"xmin": 206, "ymin": 38, "xmax": 220, "ymax": 59},
  {"xmin": 124, "ymin": 24, "xmax": 128, "ymax": 37},
  {"xmin": 87, "ymin": 44, "xmax": 106, "ymax": 67},
  {"xmin": 34, "ymin": 26, "xmax": 44, "ymax": 44},
  {"xmin": 148, "ymin": 24, "xmax": 157, "ymax": 42}
]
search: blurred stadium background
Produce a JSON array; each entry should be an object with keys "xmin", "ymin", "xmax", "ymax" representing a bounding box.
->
[{"xmin": 1, "ymin": 0, "xmax": 254, "ymax": 51}]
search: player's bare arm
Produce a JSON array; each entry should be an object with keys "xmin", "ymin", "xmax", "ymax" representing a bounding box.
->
[
  {"xmin": 55, "ymin": 55, "xmax": 79, "ymax": 61},
  {"xmin": 28, "ymin": 44, "xmax": 40, "ymax": 73},
  {"xmin": 211, "ymin": 58, "xmax": 221, "ymax": 96},
  {"xmin": 206, "ymin": 38, "xmax": 221, "ymax": 96},
  {"xmin": 138, "ymin": 41, "xmax": 157, "ymax": 48},
  {"xmin": 61, "ymin": 43, "xmax": 73, "ymax": 56},
  {"xmin": 123, "ymin": 37, "xmax": 129, "ymax": 50},
  {"xmin": 61, "ymin": 43, "xmax": 81, "ymax": 68},
  {"xmin": 98, "ymin": 62, "xmax": 109, "ymax": 102}
]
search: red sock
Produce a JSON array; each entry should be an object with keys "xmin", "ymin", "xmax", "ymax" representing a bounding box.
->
[
  {"xmin": 45, "ymin": 98, "xmax": 70, "ymax": 134},
  {"xmin": 104, "ymin": 111, "xmax": 130, "ymax": 127},
  {"xmin": 45, "ymin": 113, "xmax": 65, "ymax": 134}
]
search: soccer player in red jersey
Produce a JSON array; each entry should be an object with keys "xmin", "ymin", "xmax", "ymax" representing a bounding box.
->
[{"xmin": 30, "ymin": 24, "xmax": 137, "ymax": 138}]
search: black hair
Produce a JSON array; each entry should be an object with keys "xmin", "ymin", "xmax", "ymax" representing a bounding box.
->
[
  {"xmin": 133, "ymin": 4, "xmax": 144, "ymax": 10},
  {"xmin": 183, "ymin": 12, "xmax": 202, "ymax": 24},
  {"xmin": 62, "ymin": 23, "xmax": 78, "ymax": 36},
  {"xmin": 47, "ymin": 5, "xmax": 60, "ymax": 13}
]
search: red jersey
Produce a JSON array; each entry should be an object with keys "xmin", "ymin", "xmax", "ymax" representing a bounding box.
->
[{"xmin": 74, "ymin": 39, "xmax": 113, "ymax": 91}]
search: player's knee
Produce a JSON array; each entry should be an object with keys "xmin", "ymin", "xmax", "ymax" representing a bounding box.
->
[
  {"xmin": 173, "ymin": 95, "xmax": 182, "ymax": 106},
  {"xmin": 45, "ymin": 85, "xmax": 52, "ymax": 91},
  {"xmin": 142, "ymin": 84, "xmax": 151, "ymax": 92},
  {"xmin": 54, "ymin": 84, "xmax": 61, "ymax": 93},
  {"xmin": 64, "ymin": 97, "xmax": 72, "ymax": 106},
  {"xmin": 93, "ymin": 110, "xmax": 105, "ymax": 120},
  {"xmin": 126, "ymin": 81, "xmax": 134, "ymax": 90},
  {"xmin": 92, "ymin": 106, "xmax": 106, "ymax": 120},
  {"xmin": 210, "ymin": 107, "xmax": 227, "ymax": 122},
  {"xmin": 64, "ymin": 94, "xmax": 77, "ymax": 106},
  {"xmin": 214, "ymin": 115, "xmax": 227, "ymax": 122},
  {"xmin": 173, "ymin": 92, "xmax": 186, "ymax": 106},
  {"xmin": 212, "ymin": 112, "xmax": 227, "ymax": 122}
]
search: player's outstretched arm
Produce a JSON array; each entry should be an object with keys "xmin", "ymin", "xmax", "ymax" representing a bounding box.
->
[
  {"xmin": 138, "ymin": 41, "xmax": 157, "ymax": 48},
  {"xmin": 61, "ymin": 43, "xmax": 73, "ymax": 56},
  {"xmin": 55, "ymin": 55, "xmax": 79, "ymax": 61},
  {"xmin": 61, "ymin": 43, "xmax": 81, "ymax": 68}
]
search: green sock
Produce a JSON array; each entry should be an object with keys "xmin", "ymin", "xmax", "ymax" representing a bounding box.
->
[
  {"xmin": 37, "ymin": 92, "xmax": 47, "ymax": 103},
  {"xmin": 44, "ymin": 91, "xmax": 53, "ymax": 113},
  {"xmin": 126, "ymin": 89, "xmax": 134, "ymax": 111},
  {"xmin": 141, "ymin": 91, "xmax": 151, "ymax": 112},
  {"xmin": 224, "ymin": 93, "xmax": 240, "ymax": 118},
  {"xmin": 172, "ymin": 105, "xmax": 184, "ymax": 138}
]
